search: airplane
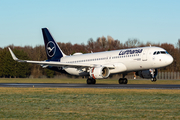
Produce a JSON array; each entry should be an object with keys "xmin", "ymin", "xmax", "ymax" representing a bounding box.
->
[{"xmin": 8, "ymin": 28, "xmax": 174, "ymax": 84}]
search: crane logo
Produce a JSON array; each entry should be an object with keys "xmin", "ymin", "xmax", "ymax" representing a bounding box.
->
[{"xmin": 46, "ymin": 41, "xmax": 56, "ymax": 57}]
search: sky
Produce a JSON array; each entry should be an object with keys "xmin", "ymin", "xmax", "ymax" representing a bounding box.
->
[{"xmin": 0, "ymin": 0, "xmax": 180, "ymax": 48}]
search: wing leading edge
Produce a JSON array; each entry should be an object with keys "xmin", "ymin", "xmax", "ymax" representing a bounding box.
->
[{"xmin": 8, "ymin": 47, "xmax": 115, "ymax": 69}]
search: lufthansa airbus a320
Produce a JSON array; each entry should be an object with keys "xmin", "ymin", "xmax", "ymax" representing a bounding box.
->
[{"xmin": 8, "ymin": 28, "xmax": 173, "ymax": 84}]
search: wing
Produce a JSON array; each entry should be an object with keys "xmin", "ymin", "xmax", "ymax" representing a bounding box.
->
[{"xmin": 8, "ymin": 47, "xmax": 115, "ymax": 69}]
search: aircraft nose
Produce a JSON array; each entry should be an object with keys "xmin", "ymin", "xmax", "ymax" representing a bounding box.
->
[{"xmin": 166, "ymin": 55, "xmax": 173, "ymax": 65}]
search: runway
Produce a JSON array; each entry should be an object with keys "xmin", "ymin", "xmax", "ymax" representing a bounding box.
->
[{"xmin": 0, "ymin": 83, "xmax": 180, "ymax": 89}]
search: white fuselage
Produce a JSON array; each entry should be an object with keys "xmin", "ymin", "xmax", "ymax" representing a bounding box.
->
[{"xmin": 60, "ymin": 47, "xmax": 173, "ymax": 76}]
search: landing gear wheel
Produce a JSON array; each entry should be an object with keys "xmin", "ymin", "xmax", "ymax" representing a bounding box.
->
[
  {"xmin": 119, "ymin": 78, "xmax": 128, "ymax": 84},
  {"xmin": 119, "ymin": 78, "xmax": 123, "ymax": 84},
  {"xmin": 87, "ymin": 78, "xmax": 91, "ymax": 84},
  {"xmin": 87, "ymin": 78, "xmax": 96, "ymax": 84},
  {"xmin": 92, "ymin": 79, "xmax": 96, "ymax": 84},
  {"xmin": 151, "ymin": 77, "xmax": 157, "ymax": 82},
  {"xmin": 123, "ymin": 78, "xmax": 128, "ymax": 84}
]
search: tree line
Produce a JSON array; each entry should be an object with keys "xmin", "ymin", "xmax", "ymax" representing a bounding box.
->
[{"xmin": 0, "ymin": 36, "xmax": 179, "ymax": 78}]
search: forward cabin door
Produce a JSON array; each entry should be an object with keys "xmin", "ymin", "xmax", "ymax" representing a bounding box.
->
[{"xmin": 142, "ymin": 49, "xmax": 149, "ymax": 61}]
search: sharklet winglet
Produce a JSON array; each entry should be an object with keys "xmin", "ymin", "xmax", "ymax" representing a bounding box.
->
[{"xmin": 8, "ymin": 47, "xmax": 19, "ymax": 61}]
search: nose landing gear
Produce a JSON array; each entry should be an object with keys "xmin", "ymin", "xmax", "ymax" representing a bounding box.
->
[{"xmin": 151, "ymin": 77, "xmax": 157, "ymax": 82}]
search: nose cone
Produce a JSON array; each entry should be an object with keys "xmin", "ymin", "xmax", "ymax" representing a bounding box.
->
[{"xmin": 166, "ymin": 55, "xmax": 173, "ymax": 65}]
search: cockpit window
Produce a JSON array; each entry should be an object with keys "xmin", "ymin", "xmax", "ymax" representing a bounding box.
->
[
  {"xmin": 160, "ymin": 51, "xmax": 166, "ymax": 54},
  {"xmin": 153, "ymin": 51, "xmax": 168, "ymax": 55}
]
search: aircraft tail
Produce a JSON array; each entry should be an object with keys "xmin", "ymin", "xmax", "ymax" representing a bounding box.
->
[{"xmin": 42, "ymin": 28, "xmax": 66, "ymax": 60}]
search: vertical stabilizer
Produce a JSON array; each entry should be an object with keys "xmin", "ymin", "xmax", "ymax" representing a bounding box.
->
[{"xmin": 42, "ymin": 28, "xmax": 66, "ymax": 60}]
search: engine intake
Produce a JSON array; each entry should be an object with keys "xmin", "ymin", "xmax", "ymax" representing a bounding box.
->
[{"xmin": 90, "ymin": 67, "xmax": 110, "ymax": 79}]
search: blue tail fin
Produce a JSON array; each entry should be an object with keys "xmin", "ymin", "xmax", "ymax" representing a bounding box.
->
[{"xmin": 42, "ymin": 28, "xmax": 66, "ymax": 60}]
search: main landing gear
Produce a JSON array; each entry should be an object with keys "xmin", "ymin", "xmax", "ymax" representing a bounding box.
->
[
  {"xmin": 118, "ymin": 73, "xmax": 128, "ymax": 84},
  {"xmin": 87, "ymin": 78, "xmax": 96, "ymax": 84},
  {"xmin": 86, "ymin": 78, "xmax": 128, "ymax": 84},
  {"xmin": 118, "ymin": 78, "xmax": 128, "ymax": 84},
  {"xmin": 86, "ymin": 74, "xmax": 128, "ymax": 84}
]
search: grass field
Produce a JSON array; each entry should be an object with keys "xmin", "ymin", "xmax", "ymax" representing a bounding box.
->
[
  {"xmin": 0, "ymin": 78, "xmax": 180, "ymax": 84},
  {"xmin": 0, "ymin": 78, "xmax": 180, "ymax": 119},
  {"xmin": 0, "ymin": 88, "xmax": 180, "ymax": 119}
]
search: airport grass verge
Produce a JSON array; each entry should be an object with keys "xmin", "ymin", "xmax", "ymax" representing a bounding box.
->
[
  {"xmin": 0, "ymin": 78, "xmax": 180, "ymax": 84},
  {"xmin": 0, "ymin": 88, "xmax": 180, "ymax": 119}
]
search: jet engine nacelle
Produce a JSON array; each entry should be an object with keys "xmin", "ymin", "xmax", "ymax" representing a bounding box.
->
[
  {"xmin": 136, "ymin": 69, "xmax": 158, "ymax": 79},
  {"xmin": 90, "ymin": 67, "xmax": 110, "ymax": 79}
]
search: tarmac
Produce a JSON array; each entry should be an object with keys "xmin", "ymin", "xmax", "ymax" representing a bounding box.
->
[{"xmin": 0, "ymin": 83, "xmax": 180, "ymax": 89}]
